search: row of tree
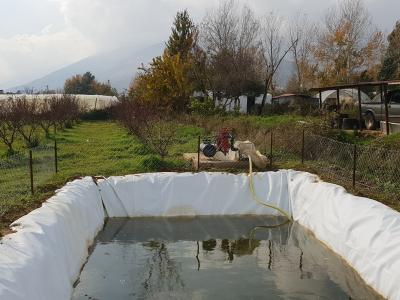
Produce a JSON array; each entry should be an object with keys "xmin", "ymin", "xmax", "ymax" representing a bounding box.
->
[
  {"xmin": 0, "ymin": 96, "xmax": 80, "ymax": 154},
  {"xmin": 127, "ymin": 0, "xmax": 399, "ymax": 114}
]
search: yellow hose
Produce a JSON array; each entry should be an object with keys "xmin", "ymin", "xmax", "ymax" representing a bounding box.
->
[{"xmin": 248, "ymin": 156, "xmax": 292, "ymax": 221}]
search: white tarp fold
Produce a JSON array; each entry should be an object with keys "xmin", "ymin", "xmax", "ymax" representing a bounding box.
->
[
  {"xmin": 0, "ymin": 177, "xmax": 104, "ymax": 300},
  {"xmin": 97, "ymin": 171, "xmax": 291, "ymax": 217},
  {"xmin": 288, "ymin": 170, "xmax": 400, "ymax": 300}
]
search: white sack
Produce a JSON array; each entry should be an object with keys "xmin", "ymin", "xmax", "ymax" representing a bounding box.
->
[{"xmin": 0, "ymin": 177, "xmax": 104, "ymax": 300}]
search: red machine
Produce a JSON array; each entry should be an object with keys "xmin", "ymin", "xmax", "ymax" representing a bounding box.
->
[{"xmin": 216, "ymin": 128, "xmax": 234, "ymax": 155}]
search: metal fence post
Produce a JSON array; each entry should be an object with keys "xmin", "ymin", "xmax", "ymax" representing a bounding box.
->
[
  {"xmin": 301, "ymin": 129, "xmax": 305, "ymax": 164},
  {"xmin": 197, "ymin": 136, "xmax": 201, "ymax": 171},
  {"xmin": 54, "ymin": 138, "xmax": 58, "ymax": 173},
  {"xmin": 29, "ymin": 150, "xmax": 34, "ymax": 195},
  {"xmin": 352, "ymin": 144, "xmax": 357, "ymax": 188},
  {"xmin": 269, "ymin": 131, "xmax": 273, "ymax": 168}
]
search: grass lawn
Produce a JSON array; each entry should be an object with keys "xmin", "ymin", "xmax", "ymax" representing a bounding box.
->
[
  {"xmin": 2, "ymin": 114, "xmax": 399, "ymax": 235},
  {"xmin": 1, "ymin": 115, "xmax": 299, "ymax": 233},
  {"xmin": 0, "ymin": 120, "xmax": 202, "ymax": 234}
]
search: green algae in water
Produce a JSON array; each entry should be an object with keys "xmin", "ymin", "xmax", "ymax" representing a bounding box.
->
[{"xmin": 72, "ymin": 216, "xmax": 383, "ymax": 300}]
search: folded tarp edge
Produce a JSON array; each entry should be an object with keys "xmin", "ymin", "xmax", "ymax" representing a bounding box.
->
[
  {"xmin": 97, "ymin": 171, "xmax": 292, "ymax": 217},
  {"xmin": 0, "ymin": 177, "xmax": 104, "ymax": 300},
  {"xmin": 287, "ymin": 170, "xmax": 400, "ymax": 300}
]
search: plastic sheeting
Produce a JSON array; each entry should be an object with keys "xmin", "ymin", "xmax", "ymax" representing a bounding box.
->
[
  {"xmin": 288, "ymin": 170, "xmax": 400, "ymax": 300},
  {"xmin": 98, "ymin": 171, "xmax": 400, "ymax": 299},
  {"xmin": 0, "ymin": 177, "xmax": 104, "ymax": 300},
  {"xmin": 97, "ymin": 171, "xmax": 291, "ymax": 217},
  {"xmin": 1, "ymin": 171, "xmax": 400, "ymax": 299}
]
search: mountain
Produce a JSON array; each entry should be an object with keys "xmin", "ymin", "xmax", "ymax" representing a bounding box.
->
[
  {"xmin": 10, "ymin": 42, "xmax": 294, "ymax": 93},
  {"xmin": 11, "ymin": 43, "xmax": 164, "ymax": 92}
]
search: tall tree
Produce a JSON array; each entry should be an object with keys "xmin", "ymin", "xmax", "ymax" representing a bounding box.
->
[
  {"xmin": 259, "ymin": 12, "xmax": 296, "ymax": 109},
  {"xmin": 379, "ymin": 21, "xmax": 400, "ymax": 80},
  {"xmin": 288, "ymin": 14, "xmax": 318, "ymax": 92},
  {"xmin": 200, "ymin": 0, "xmax": 263, "ymax": 108},
  {"xmin": 314, "ymin": 0, "xmax": 383, "ymax": 85},
  {"xmin": 129, "ymin": 10, "xmax": 199, "ymax": 112},
  {"xmin": 166, "ymin": 10, "xmax": 197, "ymax": 59},
  {"xmin": 132, "ymin": 53, "xmax": 194, "ymax": 112}
]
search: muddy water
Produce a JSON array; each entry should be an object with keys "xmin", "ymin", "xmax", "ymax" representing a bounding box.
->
[{"xmin": 72, "ymin": 216, "xmax": 382, "ymax": 300}]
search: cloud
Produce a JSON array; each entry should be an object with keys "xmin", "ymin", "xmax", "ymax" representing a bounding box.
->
[
  {"xmin": 0, "ymin": 28, "xmax": 95, "ymax": 87},
  {"xmin": 0, "ymin": 0, "xmax": 399, "ymax": 88},
  {"xmin": 1, "ymin": 0, "xmax": 218, "ymax": 87}
]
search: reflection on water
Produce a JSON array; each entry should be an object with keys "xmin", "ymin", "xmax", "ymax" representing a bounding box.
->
[{"xmin": 72, "ymin": 216, "xmax": 382, "ymax": 300}]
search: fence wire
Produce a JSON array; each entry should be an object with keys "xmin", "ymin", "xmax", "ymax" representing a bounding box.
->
[
  {"xmin": 0, "ymin": 146, "xmax": 55, "ymax": 218},
  {"xmin": 0, "ymin": 153, "xmax": 30, "ymax": 218},
  {"xmin": 271, "ymin": 129, "xmax": 400, "ymax": 203},
  {"xmin": 2, "ymin": 126, "xmax": 400, "ymax": 219}
]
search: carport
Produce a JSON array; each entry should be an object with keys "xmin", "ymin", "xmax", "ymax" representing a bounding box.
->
[{"xmin": 311, "ymin": 80, "xmax": 400, "ymax": 135}]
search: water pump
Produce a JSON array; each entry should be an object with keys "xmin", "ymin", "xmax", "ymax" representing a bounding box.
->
[{"xmin": 200, "ymin": 128, "xmax": 236, "ymax": 158}]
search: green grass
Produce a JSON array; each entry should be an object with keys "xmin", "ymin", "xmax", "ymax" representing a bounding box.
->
[
  {"xmin": 368, "ymin": 132, "xmax": 400, "ymax": 148},
  {"xmin": 0, "ymin": 121, "xmax": 200, "ymax": 233},
  {"xmin": 2, "ymin": 114, "xmax": 400, "ymax": 234}
]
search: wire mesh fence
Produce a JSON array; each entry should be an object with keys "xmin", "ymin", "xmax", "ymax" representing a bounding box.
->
[
  {"xmin": 2, "ymin": 125, "xmax": 400, "ymax": 220},
  {"xmin": 0, "ymin": 145, "xmax": 56, "ymax": 218},
  {"xmin": 0, "ymin": 153, "xmax": 30, "ymax": 219},
  {"xmin": 270, "ymin": 128, "xmax": 400, "ymax": 203}
]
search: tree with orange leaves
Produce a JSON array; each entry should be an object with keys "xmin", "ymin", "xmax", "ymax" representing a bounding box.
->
[{"xmin": 314, "ymin": 0, "xmax": 384, "ymax": 85}]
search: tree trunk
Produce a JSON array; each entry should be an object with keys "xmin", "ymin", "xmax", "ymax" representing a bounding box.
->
[{"xmin": 260, "ymin": 77, "xmax": 271, "ymax": 114}]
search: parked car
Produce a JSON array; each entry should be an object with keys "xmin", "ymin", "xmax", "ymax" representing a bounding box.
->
[{"xmin": 361, "ymin": 89, "xmax": 400, "ymax": 129}]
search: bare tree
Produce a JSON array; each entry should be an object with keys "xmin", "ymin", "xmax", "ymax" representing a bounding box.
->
[
  {"xmin": 12, "ymin": 97, "xmax": 41, "ymax": 148},
  {"xmin": 49, "ymin": 95, "xmax": 81, "ymax": 130},
  {"xmin": 38, "ymin": 98, "xmax": 55, "ymax": 137},
  {"xmin": 200, "ymin": 0, "xmax": 262, "ymax": 109},
  {"xmin": 259, "ymin": 12, "xmax": 296, "ymax": 110},
  {"xmin": 288, "ymin": 13, "xmax": 318, "ymax": 92},
  {"xmin": 0, "ymin": 99, "xmax": 19, "ymax": 155},
  {"xmin": 140, "ymin": 119, "xmax": 177, "ymax": 160}
]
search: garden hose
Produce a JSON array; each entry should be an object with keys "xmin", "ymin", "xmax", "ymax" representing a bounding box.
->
[
  {"xmin": 248, "ymin": 156, "xmax": 293, "ymax": 221},
  {"xmin": 96, "ymin": 176, "xmax": 129, "ymax": 216},
  {"xmin": 248, "ymin": 219, "xmax": 291, "ymax": 248}
]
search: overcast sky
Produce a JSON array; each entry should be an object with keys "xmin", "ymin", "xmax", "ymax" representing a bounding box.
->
[{"xmin": 0, "ymin": 0, "xmax": 399, "ymax": 88}]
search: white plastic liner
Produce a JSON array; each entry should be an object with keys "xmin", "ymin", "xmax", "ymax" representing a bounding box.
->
[
  {"xmin": 97, "ymin": 171, "xmax": 291, "ymax": 217},
  {"xmin": 1, "ymin": 171, "xmax": 400, "ymax": 299},
  {"xmin": 0, "ymin": 177, "xmax": 104, "ymax": 300},
  {"xmin": 98, "ymin": 171, "xmax": 400, "ymax": 299},
  {"xmin": 288, "ymin": 170, "xmax": 400, "ymax": 300}
]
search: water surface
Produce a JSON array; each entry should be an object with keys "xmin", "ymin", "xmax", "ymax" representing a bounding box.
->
[{"xmin": 72, "ymin": 216, "xmax": 382, "ymax": 300}]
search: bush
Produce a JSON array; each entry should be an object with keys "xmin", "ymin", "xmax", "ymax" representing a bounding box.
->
[
  {"xmin": 141, "ymin": 120, "xmax": 178, "ymax": 159},
  {"xmin": 189, "ymin": 97, "xmax": 225, "ymax": 116},
  {"xmin": 80, "ymin": 108, "xmax": 112, "ymax": 120}
]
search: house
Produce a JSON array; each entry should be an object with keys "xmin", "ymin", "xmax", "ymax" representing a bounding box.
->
[{"xmin": 215, "ymin": 94, "xmax": 272, "ymax": 114}]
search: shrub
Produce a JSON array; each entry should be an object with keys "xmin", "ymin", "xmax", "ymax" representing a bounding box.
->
[{"xmin": 189, "ymin": 97, "xmax": 225, "ymax": 116}]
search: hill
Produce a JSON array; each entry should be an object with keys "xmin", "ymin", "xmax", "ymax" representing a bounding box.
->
[{"xmin": 10, "ymin": 43, "xmax": 163, "ymax": 92}]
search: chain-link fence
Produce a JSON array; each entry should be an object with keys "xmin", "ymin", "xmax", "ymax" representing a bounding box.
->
[
  {"xmin": 269, "ymin": 128, "xmax": 400, "ymax": 204},
  {"xmin": 2, "ymin": 126, "xmax": 400, "ymax": 220},
  {"xmin": 197, "ymin": 127, "xmax": 400, "ymax": 204},
  {"xmin": 0, "ymin": 144, "xmax": 56, "ymax": 219}
]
